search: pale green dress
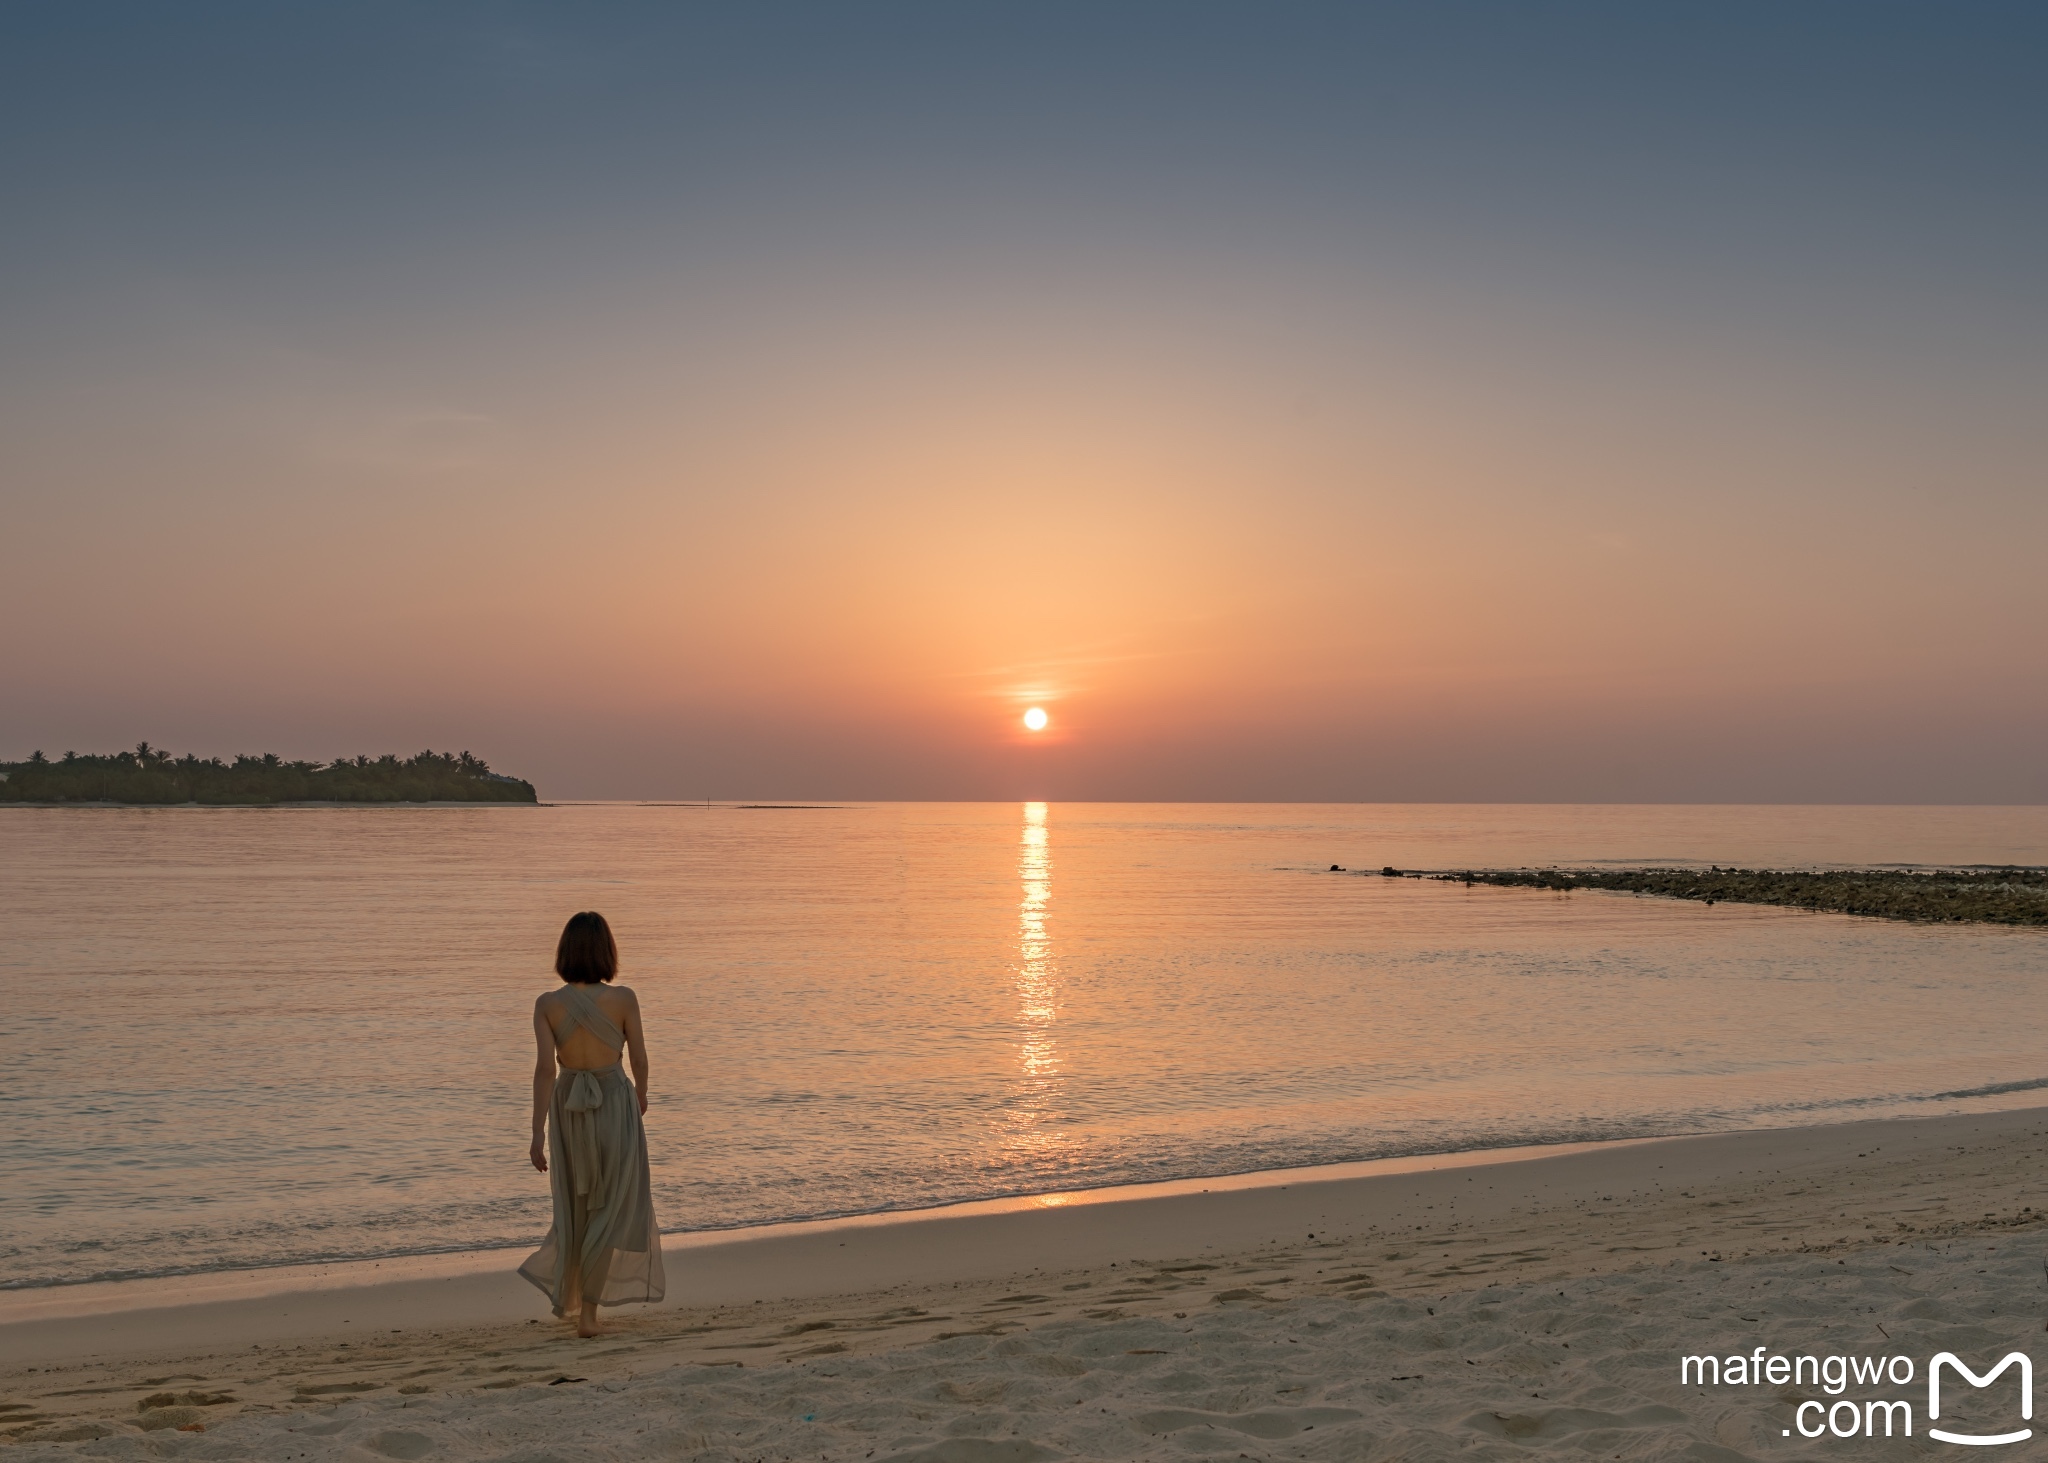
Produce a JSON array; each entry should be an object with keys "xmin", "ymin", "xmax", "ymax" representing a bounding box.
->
[{"xmin": 518, "ymin": 985, "xmax": 666, "ymax": 1314}]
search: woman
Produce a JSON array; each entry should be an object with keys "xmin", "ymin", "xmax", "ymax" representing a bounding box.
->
[{"xmin": 518, "ymin": 911, "xmax": 666, "ymax": 1335}]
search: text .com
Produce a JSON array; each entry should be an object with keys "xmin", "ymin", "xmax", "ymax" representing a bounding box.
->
[{"xmin": 1681, "ymin": 1349, "xmax": 2033, "ymax": 1445}]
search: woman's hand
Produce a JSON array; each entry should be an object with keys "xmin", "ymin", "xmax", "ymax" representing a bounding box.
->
[
  {"xmin": 529, "ymin": 1137, "xmax": 548, "ymax": 1173},
  {"xmin": 637, "ymin": 1089, "xmax": 649, "ymax": 1116}
]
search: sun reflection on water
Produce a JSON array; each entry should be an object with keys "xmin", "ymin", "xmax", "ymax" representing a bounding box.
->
[{"xmin": 1005, "ymin": 800, "xmax": 1067, "ymax": 1160}]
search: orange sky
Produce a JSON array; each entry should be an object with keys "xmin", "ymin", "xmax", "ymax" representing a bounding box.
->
[{"xmin": 3, "ymin": 8, "xmax": 2044, "ymax": 800}]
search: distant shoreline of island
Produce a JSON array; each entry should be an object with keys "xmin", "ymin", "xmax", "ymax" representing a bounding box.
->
[{"xmin": 0, "ymin": 744, "xmax": 537, "ymax": 806}]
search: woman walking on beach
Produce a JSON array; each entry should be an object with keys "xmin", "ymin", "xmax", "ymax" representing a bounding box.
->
[{"xmin": 519, "ymin": 912, "xmax": 666, "ymax": 1335}]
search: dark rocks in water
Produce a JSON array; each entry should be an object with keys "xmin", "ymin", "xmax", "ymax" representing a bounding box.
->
[
  {"xmin": 1329, "ymin": 864, "xmax": 1346, "ymax": 872},
  {"xmin": 1381, "ymin": 865, "xmax": 1401, "ymax": 877},
  {"xmin": 1438, "ymin": 866, "xmax": 2048, "ymax": 927}
]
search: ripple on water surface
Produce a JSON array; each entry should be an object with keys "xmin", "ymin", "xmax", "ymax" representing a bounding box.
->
[{"xmin": 2, "ymin": 801, "xmax": 2046, "ymax": 1287}]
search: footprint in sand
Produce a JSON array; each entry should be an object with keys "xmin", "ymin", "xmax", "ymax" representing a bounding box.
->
[
  {"xmin": 877, "ymin": 1440, "xmax": 1063, "ymax": 1463},
  {"xmin": 1133, "ymin": 1405, "xmax": 1363, "ymax": 1440},
  {"xmin": 364, "ymin": 1430, "xmax": 436, "ymax": 1461},
  {"xmin": 1463, "ymin": 1403, "xmax": 1687, "ymax": 1440}
]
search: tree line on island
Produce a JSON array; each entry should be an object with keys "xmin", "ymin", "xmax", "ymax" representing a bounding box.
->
[{"xmin": 0, "ymin": 744, "xmax": 538, "ymax": 805}]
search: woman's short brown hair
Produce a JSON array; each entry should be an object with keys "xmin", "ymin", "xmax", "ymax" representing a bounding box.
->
[{"xmin": 555, "ymin": 911, "xmax": 618, "ymax": 984}]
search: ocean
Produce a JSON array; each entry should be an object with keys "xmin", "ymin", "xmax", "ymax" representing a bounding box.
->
[{"xmin": 2, "ymin": 801, "xmax": 2045, "ymax": 1290}]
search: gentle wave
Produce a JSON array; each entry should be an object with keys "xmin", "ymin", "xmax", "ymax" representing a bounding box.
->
[
  {"xmin": 4, "ymin": 802, "xmax": 2047, "ymax": 1290},
  {"xmin": 7, "ymin": 1079, "xmax": 2043, "ymax": 1291}
]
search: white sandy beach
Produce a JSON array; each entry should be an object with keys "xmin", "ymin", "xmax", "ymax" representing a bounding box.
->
[{"xmin": 6, "ymin": 1106, "xmax": 2047, "ymax": 1460}]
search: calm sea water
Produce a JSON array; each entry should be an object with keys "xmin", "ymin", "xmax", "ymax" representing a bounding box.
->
[{"xmin": 3, "ymin": 802, "xmax": 2046, "ymax": 1290}]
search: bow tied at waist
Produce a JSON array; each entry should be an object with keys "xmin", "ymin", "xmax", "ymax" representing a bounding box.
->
[
  {"xmin": 564, "ymin": 1069, "xmax": 607, "ymax": 1114},
  {"xmin": 557, "ymin": 1065, "xmax": 618, "ymax": 1204}
]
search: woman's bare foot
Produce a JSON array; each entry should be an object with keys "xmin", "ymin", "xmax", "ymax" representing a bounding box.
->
[{"xmin": 576, "ymin": 1301, "xmax": 603, "ymax": 1338}]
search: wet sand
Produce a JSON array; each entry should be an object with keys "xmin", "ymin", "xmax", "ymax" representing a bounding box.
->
[{"xmin": 6, "ymin": 1106, "xmax": 2048, "ymax": 1458}]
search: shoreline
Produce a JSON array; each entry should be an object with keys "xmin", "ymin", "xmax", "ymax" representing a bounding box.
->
[
  {"xmin": 0, "ymin": 1136, "xmax": 1655, "ymax": 1324},
  {"xmin": 6, "ymin": 1103, "xmax": 2044, "ymax": 1362},
  {"xmin": 17, "ymin": 1076, "xmax": 2048, "ymax": 1309},
  {"xmin": 8, "ymin": 1103, "xmax": 2048, "ymax": 1453}
]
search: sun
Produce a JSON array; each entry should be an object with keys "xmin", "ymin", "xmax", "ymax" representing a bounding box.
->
[{"xmin": 1022, "ymin": 707, "xmax": 1049, "ymax": 732}]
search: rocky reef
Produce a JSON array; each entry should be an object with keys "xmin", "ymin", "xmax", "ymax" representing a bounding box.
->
[{"xmin": 1427, "ymin": 865, "xmax": 2048, "ymax": 926}]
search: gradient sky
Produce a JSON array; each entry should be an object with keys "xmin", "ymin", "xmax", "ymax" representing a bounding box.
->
[{"xmin": 3, "ymin": 3, "xmax": 2044, "ymax": 801}]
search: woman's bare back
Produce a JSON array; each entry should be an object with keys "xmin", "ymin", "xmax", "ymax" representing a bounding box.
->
[{"xmin": 538, "ymin": 982, "xmax": 641, "ymax": 1071}]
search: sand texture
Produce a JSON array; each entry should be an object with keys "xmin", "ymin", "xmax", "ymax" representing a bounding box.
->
[{"xmin": 5, "ymin": 1107, "xmax": 2047, "ymax": 1460}]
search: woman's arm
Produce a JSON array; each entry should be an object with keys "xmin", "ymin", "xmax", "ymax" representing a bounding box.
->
[
  {"xmin": 622, "ymin": 988, "xmax": 651, "ymax": 1116},
  {"xmin": 530, "ymin": 999, "xmax": 556, "ymax": 1172}
]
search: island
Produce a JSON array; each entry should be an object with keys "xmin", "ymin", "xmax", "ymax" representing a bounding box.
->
[
  {"xmin": 0, "ymin": 744, "xmax": 537, "ymax": 805},
  {"xmin": 1408, "ymin": 865, "xmax": 2048, "ymax": 927}
]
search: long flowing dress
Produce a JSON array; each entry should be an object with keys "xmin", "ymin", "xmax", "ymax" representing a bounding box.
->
[{"xmin": 518, "ymin": 985, "xmax": 666, "ymax": 1314}]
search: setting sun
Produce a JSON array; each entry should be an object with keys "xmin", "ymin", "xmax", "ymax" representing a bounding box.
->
[{"xmin": 3, "ymin": 5, "xmax": 2042, "ymax": 1435}]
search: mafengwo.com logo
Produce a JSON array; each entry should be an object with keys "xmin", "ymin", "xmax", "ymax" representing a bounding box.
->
[{"xmin": 1682, "ymin": 1348, "xmax": 2033, "ymax": 1444}]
